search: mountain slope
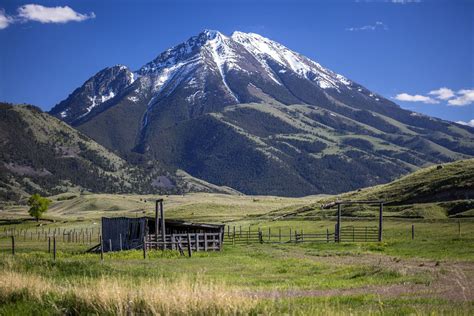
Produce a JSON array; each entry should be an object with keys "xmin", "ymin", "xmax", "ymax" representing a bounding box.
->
[
  {"xmin": 337, "ymin": 158, "xmax": 474, "ymax": 205},
  {"xmin": 0, "ymin": 103, "xmax": 239, "ymax": 202},
  {"xmin": 260, "ymin": 159, "xmax": 474, "ymax": 220},
  {"xmin": 50, "ymin": 30, "xmax": 474, "ymax": 196}
]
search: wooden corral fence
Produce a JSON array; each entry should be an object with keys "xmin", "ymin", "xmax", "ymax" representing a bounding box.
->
[
  {"xmin": 223, "ymin": 225, "xmax": 379, "ymax": 244},
  {"xmin": 338, "ymin": 226, "xmax": 379, "ymax": 242},
  {"xmin": 144, "ymin": 232, "xmax": 222, "ymax": 252},
  {"xmin": 1, "ymin": 226, "xmax": 101, "ymax": 244}
]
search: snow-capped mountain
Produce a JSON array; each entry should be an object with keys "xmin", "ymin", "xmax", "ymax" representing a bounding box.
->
[
  {"xmin": 50, "ymin": 30, "xmax": 474, "ymax": 196},
  {"xmin": 50, "ymin": 65, "xmax": 136, "ymax": 124},
  {"xmin": 51, "ymin": 30, "xmax": 382, "ymax": 126}
]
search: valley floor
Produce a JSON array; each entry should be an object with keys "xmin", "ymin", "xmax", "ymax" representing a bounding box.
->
[{"xmin": 0, "ymin": 193, "xmax": 473, "ymax": 315}]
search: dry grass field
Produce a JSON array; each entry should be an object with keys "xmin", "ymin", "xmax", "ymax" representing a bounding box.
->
[{"xmin": 1, "ymin": 192, "xmax": 473, "ymax": 315}]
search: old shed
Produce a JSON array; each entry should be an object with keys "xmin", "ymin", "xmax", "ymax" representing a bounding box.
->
[{"xmin": 99, "ymin": 216, "xmax": 225, "ymax": 252}]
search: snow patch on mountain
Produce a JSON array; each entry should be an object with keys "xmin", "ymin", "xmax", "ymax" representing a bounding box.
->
[
  {"xmin": 101, "ymin": 91, "xmax": 115, "ymax": 103},
  {"xmin": 128, "ymin": 96, "xmax": 139, "ymax": 103},
  {"xmin": 205, "ymin": 30, "xmax": 240, "ymax": 102},
  {"xmin": 231, "ymin": 31, "xmax": 353, "ymax": 91},
  {"xmin": 80, "ymin": 91, "xmax": 116, "ymax": 118}
]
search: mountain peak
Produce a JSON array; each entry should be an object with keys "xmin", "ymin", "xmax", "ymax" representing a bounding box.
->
[{"xmin": 200, "ymin": 29, "xmax": 226, "ymax": 40}]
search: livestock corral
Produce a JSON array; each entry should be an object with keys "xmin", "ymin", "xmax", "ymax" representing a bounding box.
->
[{"xmin": 0, "ymin": 193, "xmax": 473, "ymax": 315}]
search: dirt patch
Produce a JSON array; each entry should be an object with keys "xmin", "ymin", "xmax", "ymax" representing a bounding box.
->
[{"xmin": 257, "ymin": 251, "xmax": 474, "ymax": 302}]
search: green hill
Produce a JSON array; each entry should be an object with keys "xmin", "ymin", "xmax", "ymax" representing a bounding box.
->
[
  {"xmin": 340, "ymin": 158, "xmax": 473, "ymax": 204},
  {"xmin": 261, "ymin": 159, "xmax": 474, "ymax": 220},
  {"xmin": 0, "ymin": 103, "xmax": 180, "ymax": 202}
]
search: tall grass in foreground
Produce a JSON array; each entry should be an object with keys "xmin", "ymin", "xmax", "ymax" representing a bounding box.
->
[{"xmin": 0, "ymin": 269, "xmax": 257, "ymax": 315}]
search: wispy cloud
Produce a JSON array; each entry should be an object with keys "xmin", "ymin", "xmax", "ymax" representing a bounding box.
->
[
  {"xmin": 394, "ymin": 87, "xmax": 474, "ymax": 106},
  {"xmin": 17, "ymin": 4, "xmax": 95, "ymax": 24},
  {"xmin": 346, "ymin": 21, "xmax": 388, "ymax": 32},
  {"xmin": 428, "ymin": 87, "xmax": 455, "ymax": 100},
  {"xmin": 456, "ymin": 119, "xmax": 474, "ymax": 127},
  {"xmin": 0, "ymin": 4, "xmax": 95, "ymax": 30},
  {"xmin": 394, "ymin": 93, "xmax": 438, "ymax": 104},
  {"xmin": 389, "ymin": 0, "xmax": 421, "ymax": 4},
  {"xmin": 355, "ymin": 0, "xmax": 421, "ymax": 3},
  {"xmin": 448, "ymin": 89, "xmax": 474, "ymax": 106},
  {"xmin": 0, "ymin": 10, "xmax": 12, "ymax": 29}
]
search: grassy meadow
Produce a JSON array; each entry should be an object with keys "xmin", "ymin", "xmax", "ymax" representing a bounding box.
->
[{"xmin": 0, "ymin": 193, "xmax": 473, "ymax": 315}]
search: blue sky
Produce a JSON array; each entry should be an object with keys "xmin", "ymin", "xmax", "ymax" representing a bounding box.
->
[{"xmin": 0, "ymin": 0, "xmax": 472, "ymax": 125}]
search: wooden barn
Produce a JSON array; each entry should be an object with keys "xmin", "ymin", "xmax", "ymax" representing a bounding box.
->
[{"xmin": 98, "ymin": 200, "xmax": 225, "ymax": 252}]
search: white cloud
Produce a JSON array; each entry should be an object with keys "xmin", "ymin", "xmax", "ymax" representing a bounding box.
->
[
  {"xmin": 390, "ymin": 0, "xmax": 421, "ymax": 3},
  {"xmin": 395, "ymin": 88, "xmax": 474, "ymax": 107},
  {"xmin": 346, "ymin": 21, "xmax": 388, "ymax": 32},
  {"xmin": 0, "ymin": 10, "xmax": 12, "ymax": 29},
  {"xmin": 428, "ymin": 87, "xmax": 455, "ymax": 100},
  {"xmin": 17, "ymin": 4, "xmax": 95, "ymax": 24},
  {"xmin": 448, "ymin": 89, "xmax": 474, "ymax": 106},
  {"xmin": 456, "ymin": 119, "xmax": 474, "ymax": 127},
  {"xmin": 394, "ymin": 93, "xmax": 439, "ymax": 104},
  {"xmin": 354, "ymin": 0, "xmax": 421, "ymax": 3}
]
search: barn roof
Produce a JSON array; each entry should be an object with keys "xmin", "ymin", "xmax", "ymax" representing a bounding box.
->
[
  {"xmin": 151, "ymin": 217, "xmax": 225, "ymax": 230},
  {"xmin": 101, "ymin": 216, "xmax": 224, "ymax": 229}
]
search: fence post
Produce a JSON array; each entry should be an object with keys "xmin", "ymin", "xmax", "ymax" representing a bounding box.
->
[
  {"xmin": 53, "ymin": 235, "xmax": 56, "ymax": 261},
  {"xmin": 290, "ymin": 228, "xmax": 292, "ymax": 242},
  {"xmin": 119, "ymin": 234, "xmax": 123, "ymax": 251},
  {"xmin": 258, "ymin": 229, "xmax": 263, "ymax": 244},
  {"xmin": 411, "ymin": 224, "xmax": 415, "ymax": 240},
  {"xmin": 187, "ymin": 233, "xmax": 192, "ymax": 257},
  {"xmin": 268, "ymin": 227, "xmax": 271, "ymax": 241},
  {"xmin": 302, "ymin": 229, "xmax": 304, "ymax": 242},
  {"xmin": 143, "ymin": 236, "xmax": 147, "ymax": 259},
  {"xmin": 337, "ymin": 203, "xmax": 341, "ymax": 243},
  {"xmin": 352, "ymin": 226, "xmax": 355, "ymax": 242},
  {"xmin": 100, "ymin": 235, "xmax": 104, "ymax": 261},
  {"xmin": 11, "ymin": 236, "xmax": 15, "ymax": 255},
  {"xmin": 109, "ymin": 239, "xmax": 112, "ymax": 252},
  {"xmin": 204, "ymin": 233, "xmax": 208, "ymax": 251},
  {"xmin": 378, "ymin": 202, "xmax": 383, "ymax": 242},
  {"xmin": 279, "ymin": 228, "xmax": 282, "ymax": 243},
  {"xmin": 195, "ymin": 233, "xmax": 199, "ymax": 251},
  {"xmin": 48, "ymin": 236, "xmax": 51, "ymax": 253},
  {"xmin": 326, "ymin": 228, "xmax": 329, "ymax": 243}
]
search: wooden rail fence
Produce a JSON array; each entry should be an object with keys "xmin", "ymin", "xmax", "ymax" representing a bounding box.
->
[
  {"xmin": 1, "ymin": 227, "xmax": 101, "ymax": 244},
  {"xmin": 223, "ymin": 225, "xmax": 379, "ymax": 244},
  {"xmin": 338, "ymin": 226, "xmax": 379, "ymax": 242},
  {"xmin": 144, "ymin": 232, "xmax": 222, "ymax": 252}
]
